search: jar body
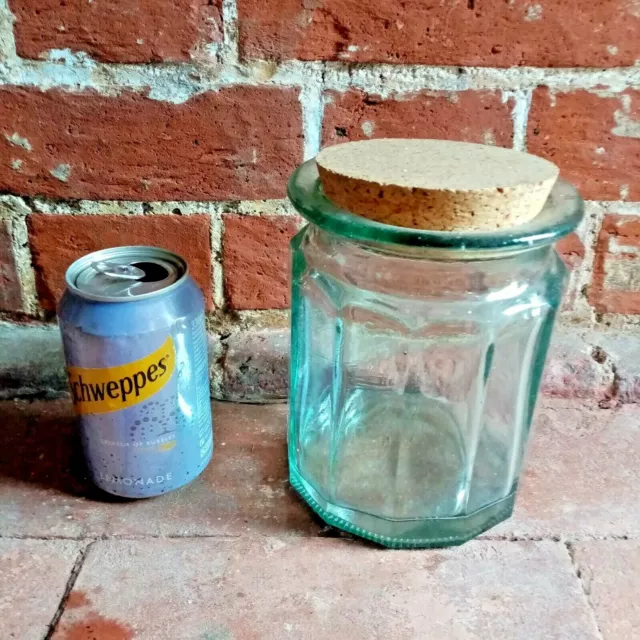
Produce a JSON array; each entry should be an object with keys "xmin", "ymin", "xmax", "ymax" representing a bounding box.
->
[{"xmin": 289, "ymin": 224, "xmax": 567, "ymax": 548}]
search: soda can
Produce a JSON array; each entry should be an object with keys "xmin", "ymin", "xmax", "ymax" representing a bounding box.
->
[{"xmin": 58, "ymin": 246, "xmax": 213, "ymax": 498}]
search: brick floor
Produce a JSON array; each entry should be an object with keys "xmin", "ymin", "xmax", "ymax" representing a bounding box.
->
[
  {"xmin": 0, "ymin": 539, "xmax": 84, "ymax": 640},
  {"xmin": 52, "ymin": 539, "xmax": 598, "ymax": 640},
  {"xmin": 1, "ymin": 398, "xmax": 638, "ymax": 540},
  {"xmin": 0, "ymin": 400, "xmax": 315, "ymax": 538},
  {"xmin": 1, "ymin": 399, "xmax": 638, "ymax": 637},
  {"xmin": 570, "ymin": 540, "xmax": 640, "ymax": 640}
]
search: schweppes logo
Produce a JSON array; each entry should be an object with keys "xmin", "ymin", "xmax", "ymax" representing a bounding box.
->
[{"xmin": 67, "ymin": 336, "xmax": 176, "ymax": 415}]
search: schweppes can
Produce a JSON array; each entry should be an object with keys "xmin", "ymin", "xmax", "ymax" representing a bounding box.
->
[{"xmin": 58, "ymin": 246, "xmax": 213, "ymax": 498}]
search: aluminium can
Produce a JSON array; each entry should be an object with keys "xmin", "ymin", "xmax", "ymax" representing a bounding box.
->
[{"xmin": 58, "ymin": 246, "xmax": 213, "ymax": 498}]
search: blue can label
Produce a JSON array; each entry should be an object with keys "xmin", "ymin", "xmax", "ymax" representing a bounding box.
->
[{"xmin": 64, "ymin": 313, "xmax": 213, "ymax": 498}]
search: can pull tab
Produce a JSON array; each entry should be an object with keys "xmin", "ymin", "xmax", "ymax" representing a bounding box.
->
[{"xmin": 91, "ymin": 261, "xmax": 145, "ymax": 281}]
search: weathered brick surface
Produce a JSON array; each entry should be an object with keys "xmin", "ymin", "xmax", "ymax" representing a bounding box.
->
[
  {"xmin": 0, "ymin": 539, "xmax": 83, "ymax": 640},
  {"xmin": 541, "ymin": 329, "xmax": 614, "ymax": 401},
  {"xmin": 492, "ymin": 399, "xmax": 640, "ymax": 539},
  {"xmin": 0, "ymin": 87, "xmax": 302, "ymax": 201},
  {"xmin": 223, "ymin": 214, "xmax": 300, "ymax": 310},
  {"xmin": 0, "ymin": 218, "xmax": 23, "ymax": 312},
  {"xmin": 594, "ymin": 331, "xmax": 640, "ymax": 403},
  {"xmin": 570, "ymin": 541, "xmax": 640, "ymax": 640},
  {"xmin": 222, "ymin": 328, "xmax": 289, "ymax": 401},
  {"xmin": 589, "ymin": 215, "xmax": 640, "ymax": 315},
  {"xmin": 528, "ymin": 88, "xmax": 640, "ymax": 201},
  {"xmin": 322, "ymin": 89, "xmax": 514, "ymax": 147},
  {"xmin": 9, "ymin": 0, "xmax": 221, "ymax": 63},
  {"xmin": 54, "ymin": 538, "xmax": 598, "ymax": 640},
  {"xmin": 0, "ymin": 399, "xmax": 315, "ymax": 538},
  {"xmin": 28, "ymin": 213, "xmax": 213, "ymax": 310},
  {"xmin": 0, "ymin": 322, "xmax": 66, "ymax": 396},
  {"xmin": 238, "ymin": 0, "xmax": 640, "ymax": 67}
]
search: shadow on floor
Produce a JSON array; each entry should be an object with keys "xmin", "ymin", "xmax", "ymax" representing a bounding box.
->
[{"xmin": 0, "ymin": 398, "xmax": 129, "ymax": 502}]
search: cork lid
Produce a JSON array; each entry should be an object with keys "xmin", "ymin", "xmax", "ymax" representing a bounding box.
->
[{"xmin": 316, "ymin": 139, "xmax": 560, "ymax": 232}]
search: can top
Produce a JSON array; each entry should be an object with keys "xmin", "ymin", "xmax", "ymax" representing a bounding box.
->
[{"xmin": 65, "ymin": 246, "xmax": 188, "ymax": 303}]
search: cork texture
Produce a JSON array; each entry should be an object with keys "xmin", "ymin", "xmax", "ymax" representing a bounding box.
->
[{"xmin": 316, "ymin": 139, "xmax": 559, "ymax": 231}]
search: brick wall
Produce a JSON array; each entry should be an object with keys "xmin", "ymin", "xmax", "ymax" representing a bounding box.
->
[{"xmin": 0, "ymin": 1, "xmax": 639, "ymax": 398}]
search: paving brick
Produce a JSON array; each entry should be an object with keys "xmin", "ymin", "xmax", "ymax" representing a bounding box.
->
[
  {"xmin": 0, "ymin": 539, "xmax": 83, "ymax": 640},
  {"xmin": 10, "ymin": 0, "xmax": 221, "ymax": 63},
  {"xmin": 528, "ymin": 88, "xmax": 640, "ymax": 201},
  {"xmin": 2, "ymin": 397, "xmax": 639, "ymax": 540},
  {"xmin": 238, "ymin": 0, "xmax": 640, "ymax": 67},
  {"xmin": 541, "ymin": 329, "xmax": 614, "ymax": 401},
  {"xmin": 589, "ymin": 215, "xmax": 640, "ymax": 315},
  {"xmin": 0, "ymin": 399, "xmax": 315, "ymax": 538},
  {"xmin": 222, "ymin": 328, "xmax": 289, "ymax": 401},
  {"xmin": 28, "ymin": 213, "xmax": 213, "ymax": 310},
  {"xmin": 322, "ymin": 89, "xmax": 513, "ymax": 147},
  {"xmin": 492, "ymin": 399, "xmax": 640, "ymax": 539},
  {"xmin": 570, "ymin": 540, "xmax": 640, "ymax": 640},
  {"xmin": 223, "ymin": 214, "xmax": 300, "ymax": 310},
  {"xmin": 0, "ymin": 87, "xmax": 302, "ymax": 201},
  {"xmin": 0, "ymin": 218, "xmax": 23, "ymax": 312},
  {"xmin": 53, "ymin": 538, "xmax": 597, "ymax": 640}
]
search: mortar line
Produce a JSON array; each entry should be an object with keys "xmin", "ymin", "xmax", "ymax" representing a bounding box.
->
[
  {"xmin": 13, "ymin": 196, "xmax": 640, "ymax": 217},
  {"xmin": 26, "ymin": 197, "xmax": 296, "ymax": 216},
  {"xmin": 299, "ymin": 65, "xmax": 325, "ymax": 160},
  {"xmin": 43, "ymin": 540, "xmax": 95, "ymax": 640},
  {"xmin": 564, "ymin": 541, "xmax": 606, "ymax": 640},
  {"xmin": 0, "ymin": 533, "xmax": 245, "ymax": 541},
  {"xmin": 211, "ymin": 209, "xmax": 225, "ymax": 310},
  {"xmin": 9, "ymin": 214, "xmax": 39, "ymax": 315},
  {"xmin": 570, "ymin": 203, "xmax": 606, "ymax": 322},
  {"xmin": 504, "ymin": 88, "xmax": 533, "ymax": 152},
  {"xmin": 219, "ymin": 0, "xmax": 239, "ymax": 66},
  {"xmin": 0, "ymin": 0, "xmax": 17, "ymax": 60},
  {"xmin": 1, "ymin": 57, "xmax": 639, "ymax": 99},
  {"xmin": 0, "ymin": 532, "xmax": 637, "ymax": 542}
]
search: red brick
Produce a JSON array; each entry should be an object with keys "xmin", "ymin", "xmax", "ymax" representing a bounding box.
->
[
  {"xmin": 0, "ymin": 219, "xmax": 23, "ymax": 312},
  {"xmin": 28, "ymin": 214, "xmax": 213, "ymax": 310},
  {"xmin": 223, "ymin": 214, "xmax": 299, "ymax": 310},
  {"xmin": 528, "ymin": 88, "xmax": 640, "ymax": 201},
  {"xmin": 9, "ymin": 0, "xmax": 221, "ymax": 63},
  {"xmin": 589, "ymin": 215, "xmax": 640, "ymax": 314},
  {"xmin": 0, "ymin": 87, "xmax": 302, "ymax": 201},
  {"xmin": 322, "ymin": 90, "xmax": 514, "ymax": 147},
  {"xmin": 238, "ymin": 0, "xmax": 640, "ymax": 67}
]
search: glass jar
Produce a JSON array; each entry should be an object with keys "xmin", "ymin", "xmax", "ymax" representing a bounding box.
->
[{"xmin": 288, "ymin": 159, "xmax": 583, "ymax": 548}]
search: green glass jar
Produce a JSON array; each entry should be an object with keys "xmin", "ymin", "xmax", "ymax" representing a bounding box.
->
[{"xmin": 288, "ymin": 159, "xmax": 583, "ymax": 548}]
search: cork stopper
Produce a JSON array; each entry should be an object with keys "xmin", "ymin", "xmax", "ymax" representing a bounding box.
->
[{"xmin": 316, "ymin": 139, "xmax": 560, "ymax": 232}]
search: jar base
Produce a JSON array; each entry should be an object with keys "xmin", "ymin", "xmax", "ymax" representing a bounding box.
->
[{"xmin": 290, "ymin": 464, "xmax": 516, "ymax": 549}]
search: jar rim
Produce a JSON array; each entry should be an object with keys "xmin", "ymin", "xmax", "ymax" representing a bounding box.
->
[{"xmin": 288, "ymin": 160, "xmax": 584, "ymax": 253}]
